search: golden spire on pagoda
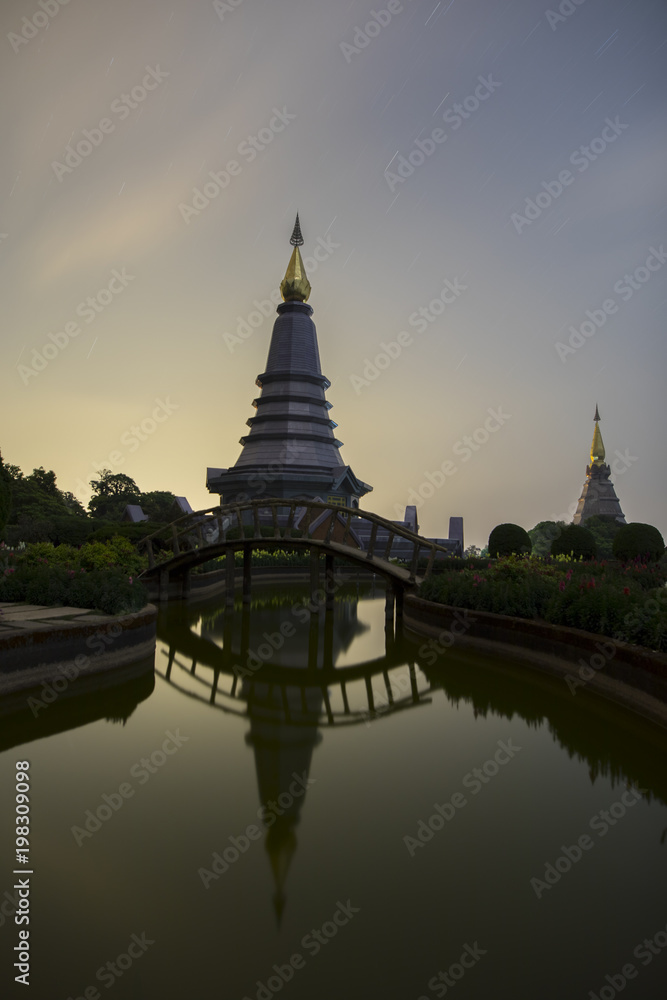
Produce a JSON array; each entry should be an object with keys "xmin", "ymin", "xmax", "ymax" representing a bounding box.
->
[
  {"xmin": 590, "ymin": 404, "xmax": 605, "ymax": 466},
  {"xmin": 280, "ymin": 213, "xmax": 311, "ymax": 302}
]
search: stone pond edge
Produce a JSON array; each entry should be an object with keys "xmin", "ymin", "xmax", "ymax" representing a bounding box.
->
[
  {"xmin": 403, "ymin": 594, "xmax": 667, "ymax": 731},
  {"xmin": 0, "ymin": 604, "xmax": 158, "ymax": 696}
]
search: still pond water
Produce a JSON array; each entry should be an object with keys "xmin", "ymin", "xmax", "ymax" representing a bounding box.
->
[{"xmin": 1, "ymin": 583, "xmax": 666, "ymax": 1000}]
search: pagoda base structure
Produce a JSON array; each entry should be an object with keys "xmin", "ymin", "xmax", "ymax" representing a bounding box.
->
[
  {"xmin": 573, "ymin": 462, "xmax": 626, "ymax": 525},
  {"xmin": 572, "ymin": 406, "xmax": 626, "ymax": 525}
]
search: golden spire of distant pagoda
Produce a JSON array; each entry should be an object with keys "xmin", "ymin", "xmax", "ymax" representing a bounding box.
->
[
  {"xmin": 590, "ymin": 403, "xmax": 605, "ymax": 466},
  {"xmin": 280, "ymin": 213, "xmax": 311, "ymax": 302}
]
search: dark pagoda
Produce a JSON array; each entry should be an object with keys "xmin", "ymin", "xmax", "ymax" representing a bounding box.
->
[
  {"xmin": 207, "ymin": 216, "xmax": 372, "ymax": 508},
  {"xmin": 572, "ymin": 405, "xmax": 626, "ymax": 525}
]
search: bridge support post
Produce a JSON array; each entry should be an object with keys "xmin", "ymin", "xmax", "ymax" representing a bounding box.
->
[
  {"xmin": 324, "ymin": 554, "xmax": 335, "ymax": 611},
  {"xmin": 241, "ymin": 605, "xmax": 251, "ymax": 663},
  {"xmin": 181, "ymin": 569, "xmax": 191, "ymax": 600},
  {"xmin": 158, "ymin": 569, "xmax": 169, "ymax": 603},
  {"xmin": 223, "ymin": 612, "xmax": 233, "ymax": 656},
  {"xmin": 309, "ymin": 548, "xmax": 319, "ymax": 613},
  {"xmin": 323, "ymin": 610, "xmax": 334, "ymax": 671},
  {"xmin": 308, "ymin": 612, "xmax": 319, "ymax": 668},
  {"xmin": 395, "ymin": 584, "xmax": 404, "ymax": 622},
  {"xmin": 226, "ymin": 551, "xmax": 235, "ymax": 608},
  {"xmin": 242, "ymin": 544, "xmax": 252, "ymax": 605},
  {"xmin": 408, "ymin": 661, "xmax": 419, "ymax": 702},
  {"xmin": 385, "ymin": 586, "xmax": 395, "ymax": 623}
]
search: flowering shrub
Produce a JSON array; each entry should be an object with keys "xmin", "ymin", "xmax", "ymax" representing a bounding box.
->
[
  {"xmin": 419, "ymin": 556, "xmax": 667, "ymax": 652},
  {"xmin": 0, "ymin": 537, "xmax": 148, "ymax": 613},
  {"xmin": 3, "ymin": 536, "xmax": 146, "ymax": 575},
  {"xmin": 0, "ymin": 565, "xmax": 147, "ymax": 614},
  {"xmin": 195, "ymin": 548, "xmax": 312, "ymax": 572}
]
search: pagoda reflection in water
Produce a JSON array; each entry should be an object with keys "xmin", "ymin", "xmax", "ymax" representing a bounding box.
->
[{"xmin": 157, "ymin": 588, "xmax": 432, "ymax": 921}]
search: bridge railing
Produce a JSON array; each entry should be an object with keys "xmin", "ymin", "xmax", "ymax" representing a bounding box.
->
[{"xmin": 138, "ymin": 498, "xmax": 459, "ymax": 584}]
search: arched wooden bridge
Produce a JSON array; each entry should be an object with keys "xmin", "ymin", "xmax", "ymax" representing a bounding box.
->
[{"xmin": 139, "ymin": 498, "xmax": 459, "ymax": 607}]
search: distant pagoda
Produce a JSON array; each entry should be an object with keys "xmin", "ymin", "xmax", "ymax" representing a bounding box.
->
[
  {"xmin": 207, "ymin": 216, "xmax": 372, "ymax": 507},
  {"xmin": 572, "ymin": 405, "xmax": 626, "ymax": 525}
]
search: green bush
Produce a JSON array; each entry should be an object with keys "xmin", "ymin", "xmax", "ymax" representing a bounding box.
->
[
  {"xmin": 0, "ymin": 566, "xmax": 147, "ymax": 615},
  {"xmin": 47, "ymin": 516, "xmax": 98, "ymax": 546},
  {"xmin": 225, "ymin": 525, "xmax": 303, "ymax": 540},
  {"xmin": 86, "ymin": 521, "xmax": 168, "ymax": 545},
  {"xmin": 5, "ymin": 537, "xmax": 147, "ymax": 576},
  {"xmin": 418, "ymin": 557, "xmax": 667, "ymax": 652},
  {"xmin": 528, "ymin": 521, "xmax": 567, "ymax": 557},
  {"xmin": 612, "ymin": 522, "xmax": 665, "ymax": 563},
  {"xmin": 488, "ymin": 524, "xmax": 532, "ymax": 558},
  {"xmin": 550, "ymin": 524, "xmax": 597, "ymax": 560},
  {"xmin": 582, "ymin": 515, "xmax": 623, "ymax": 560},
  {"xmin": 0, "ymin": 455, "xmax": 11, "ymax": 532}
]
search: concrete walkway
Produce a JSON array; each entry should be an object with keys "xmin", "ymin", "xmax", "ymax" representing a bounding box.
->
[{"xmin": 0, "ymin": 602, "xmax": 115, "ymax": 635}]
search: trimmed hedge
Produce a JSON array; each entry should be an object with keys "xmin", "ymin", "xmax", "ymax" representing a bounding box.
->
[
  {"xmin": 613, "ymin": 523, "xmax": 665, "ymax": 563},
  {"xmin": 550, "ymin": 524, "xmax": 597, "ymax": 560},
  {"xmin": 488, "ymin": 524, "xmax": 532, "ymax": 558},
  {"xmin": 0, "ymin": 566, "xmax": 147, "ymax": 615}
]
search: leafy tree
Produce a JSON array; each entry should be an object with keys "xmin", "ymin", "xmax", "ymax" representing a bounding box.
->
[
  {"xmin": 27, "ymin": 466, "xmax": 59, "ymax": 496},
  {"xmin": 139, "ymin": 490, "xmax": 177, "ymax": 522},
  {"xmin": 89, "ymin": 470, "xmax": 141, "ymax": 497},
  {"xmin": 581, "ymin": 515, "xmax": 623, "ymax": 560},
  {"xmin": 464, "ymin": 544, "xmax": 481, "ymax": 559},
  {"xmin": 5, "ymin": 465, "xmax": 76, "ymax": 526},
  {"xmin": 60, "ymin": 492, "xmax": 88, "ymax": 517},
  {"xmin": 613, "ymin": 523, "xmax": 665, "ymax": 563},
  {"xmin": 0, "ymin": 452, "xmax": 12, "ymax": 532},
  {"xmin": 528, "ymin": 520, "xmax": 568, "ymax": 557},
  {"xmin": 550, "ymin": 524, "xmax": 597, "ymax": 560},
  {"xmin": 488, "ymin": 523, "xmax": 532, "ymax": 558},
  {"xmin": 88, "ymin": 469, "xmax": 141, "ymax": 521}
]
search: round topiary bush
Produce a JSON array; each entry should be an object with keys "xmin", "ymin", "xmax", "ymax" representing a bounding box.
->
[
  {"xmin": 488, "ymin": 523, "xmax": 532, "ymax": 558},
  {"xmin": 612, "ymin": 522, "xmax": 665, "ymax": 563},
  {"xmin": 550, "ymin": 523, "xmax": 597, "ymax": 560}
]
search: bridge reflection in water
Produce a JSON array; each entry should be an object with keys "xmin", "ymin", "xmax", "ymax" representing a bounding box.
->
[{"xmin": 155, "ymin": 583, "xmax": 430, "ymax": 922}]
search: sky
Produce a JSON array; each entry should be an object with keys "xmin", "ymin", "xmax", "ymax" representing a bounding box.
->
[{"xmin": 1, "ymin": 0, "xmax": 665, "ymax": 549}]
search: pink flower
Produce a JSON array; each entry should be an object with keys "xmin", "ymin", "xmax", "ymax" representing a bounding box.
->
[
  {"xmin": 128, "ymin": 576, "xmax": 133, "ymax": 584},
  {"xmin": 559, "ymin": 580, "xmax": 566, "ymax": 592},
  {"xmin": 623, "ymin": 587, "xmax": 630, "ymax": 596}
]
